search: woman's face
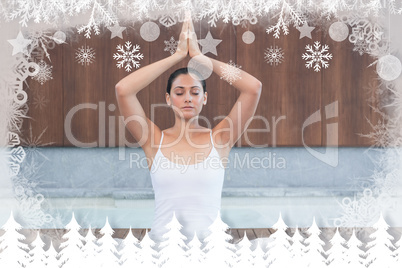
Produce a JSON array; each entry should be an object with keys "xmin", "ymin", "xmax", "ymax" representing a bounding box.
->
[{"xmin": 167, "ymin": 73, "xmax": 207, "ymax": 120}]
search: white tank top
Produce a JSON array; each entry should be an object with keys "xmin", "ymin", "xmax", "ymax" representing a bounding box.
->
[{"xmin": 148, "ymin": 129, "xmax": 225, "ymax": 243}]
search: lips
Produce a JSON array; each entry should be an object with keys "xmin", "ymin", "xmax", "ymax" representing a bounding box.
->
[{"xmin": 182, "ymin": 106, "xmax": 193, "ymax": 109}]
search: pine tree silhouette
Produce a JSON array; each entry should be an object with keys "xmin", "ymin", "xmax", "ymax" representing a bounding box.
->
[
  {"xmin": 97, "ymin": 217, "xmax": 120, "ymax": 267},
  {"xmin": 58, "ymin": 212, "xmax": 85, "ymax": 268},
  {"xmin": 139, "ymin": 229, "xmax": 159, "ymax": 267},
  {"xmin": 393, "ymin": 232, "xmax": 402, "ymax": 267},
  {"xmin": 251, "ymin": 239, "xmax": 267, "ymax": 268},
  {"xmin": 202, "ymin": 211, "xmax": 237, "ymax": 267},
  {"xmin": 326, "ymin": 228, "xmax": 348, "ymax": 267},
  {"xmin": 264, "ymin": 213, "xmax": 292, "ymax": 267},
  {"xmin": 303, "ymin": 217, "xmax": 327, "ymax": 268},
  {"xmin": 365, "ymin": 213, "xmax": 396, "ymax": 268},
  {"xmin": 157, "ymin": 211, "xmax": 188, "ymax": 267},
  {"xmin": 345, "ymin": 229, "xmax": 367, "ymax": 267},
  {"xmin": 0, "ymin": 211, "xmax": 30, "ymax": 268},
  {"xmin": 119, "ymin": 227, "xmax": 142, "ymax": 267},
  {"xmin": 29, "ymin": 230, "xmax": 47, "ymax": 267},
  {"xmin": 46, "ymin": 241, "xmax": 60, "ymax": 267},
  {"xmin": 185, "ymin": 232, "xmax": 205, "ymax": 267},
  {"xmin": 81, "ymin": 226, "xmax": 101, "ymax": 267},
  {"xmin": 233, "ymin": 231, "xmax": 253, "ymax": 267},
  {"xmin": 289, "ymin": 226, "xmax": 307, "ymax": 267}
]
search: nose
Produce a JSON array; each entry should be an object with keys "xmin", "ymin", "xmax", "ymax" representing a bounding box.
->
[{"xmin": 184, "ymin": 91, "xmax": 192, "ymax": 102}]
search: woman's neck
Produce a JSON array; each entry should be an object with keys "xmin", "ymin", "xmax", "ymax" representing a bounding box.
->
[{"xmin": 169, "ymin": 119, "xmax": 208, "ymax": 137}]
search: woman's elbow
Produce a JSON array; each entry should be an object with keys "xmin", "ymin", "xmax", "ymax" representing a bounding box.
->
[
  {"xmin": 253, "ymin": 80, "xmax": 262, "ymax": 95},
  {"xmin": 115, "ymin": 82, "xmax": 126, "ymax": 96}
]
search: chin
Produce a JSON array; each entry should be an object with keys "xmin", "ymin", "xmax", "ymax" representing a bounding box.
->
[{"xmin": 178, "ymin": 114, "xmax": 199, "ymax": 120}]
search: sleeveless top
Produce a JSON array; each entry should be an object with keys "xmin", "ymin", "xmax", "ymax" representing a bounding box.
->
[{"xmin": 148, "ymin": 130, "xmax": 225, "ymax": 244}]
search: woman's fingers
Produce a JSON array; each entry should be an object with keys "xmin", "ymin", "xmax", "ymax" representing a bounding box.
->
[
  {"xmin": 174, "ymin": 12, "xmax": 194, "ymax": 58},
  {"xmin": 175, "ymin": 20, "xmax": 190, "ymax": 58},
  {"xmin": 188, "ymin": 20, "xmax": 201, "ymax": 58},
  {"xmin": 180, "ymin": 19, "xmax": 189, "ymax": 38},
  {"xmin": 185, "ymin": 10, "xmax": 192, "ymax": 22},
  {"xmin": 188, "ymin": 16, "xmax": 195, "ymax": 33},
  {"xmin": 181, "ymin": 20, "xmax": 187, "ymax": 35},
  {"xmin": 188, "ymin": 16, "xmax": 198, "ymax": 44},
  {"xmin": 178, "ymin": 29, "xmax": 188, "ymax": 45}
]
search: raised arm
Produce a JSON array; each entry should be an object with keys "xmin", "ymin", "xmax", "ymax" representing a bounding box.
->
[
  {"xmin": 115, "ymin": 19, "xmax": 190, "ymax": 149},
  {"xmin": 188, "ymin": 19, "xmax": 262, "ymax": 149}
]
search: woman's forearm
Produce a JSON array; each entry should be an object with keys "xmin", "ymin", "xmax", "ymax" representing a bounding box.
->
[{"xmin": 115, "ymin": 53, "xmax": 185, "ymax": 96}]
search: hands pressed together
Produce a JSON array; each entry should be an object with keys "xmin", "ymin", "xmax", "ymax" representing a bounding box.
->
[{"xmin": 174, "ymin": 13, "xmax": 203, "ymax": 59}]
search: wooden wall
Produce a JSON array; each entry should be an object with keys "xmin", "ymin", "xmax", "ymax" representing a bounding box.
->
[{"xmin": 21, "ymin": 19, "xmax": 381, "ymax": 147}]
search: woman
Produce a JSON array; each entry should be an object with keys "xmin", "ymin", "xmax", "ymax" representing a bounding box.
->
[{"xmin": 115, "ymin": 17, "xmax": 262, "ymax": 246}]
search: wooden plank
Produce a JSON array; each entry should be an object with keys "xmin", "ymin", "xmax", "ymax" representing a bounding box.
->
[
  {"xmin": 113, "ymin": 22, "xmax": 150, "ymax": 147},
  {"xmin": 322, "ymin": 27, "xmax": 381, "ymax": 146},
  {"xmin": 236, "ymin": 22, "xmax": 322, "ymax": 147},
  {"xmin": 37, "ymin": 228, "xmax": 68, "ymax": 251},
  {"xmin": 63, "ymin": 30, "xmax": 102, "ymax": 146},
  {"xmin": 18, "ymin": 20, "xmax": 383, "ymax": 148},
  {"xmin": 113, "ymin": 228, "xmax": 129, "ymax": 239},
  {"xmin": 131, "ymin": 228, "xmax": 145, "ymax": 241},
  {"xmin": 228, "ymin": 228, "xmax": 241, "ymax": 243},
  {"xmin": 236, "ymin": 228, "xmax": 258, "ymax": 241},
  {"xmin": 17, "ymin": 226, "xmax": 402, "ymax": 248},
  {"xmin": 61, "ymin": 25, "xmax": 150, "ymax": 147},
  {"xmin": 252, "ymin": 228, "xmax": 272, "ymax": 239},
  {"xmin": 21, "ymin": 34, "xmax": 64, "ymax": 147}
]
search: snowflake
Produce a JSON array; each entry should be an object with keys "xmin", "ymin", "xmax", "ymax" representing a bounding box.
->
[
  {"xmin": 345, "ymin": 15, "xmax": 387, "ymax": 57},
  {"xmin": 20, "ymin": 123, "xmax": 55, "ymax": 160},
  {"xmin": 352, "ymin": 39, "xmax": 368, "ymax": 56},
  {"xmin": 164, "ymin": 36, "xmax": 178, "ymax": 55},
  {"xmin": 365, "ymin": 81, "xmax": 382, "ymax": 105},
  {"xmin": 11, "ymin": 169, "xmax": 53, "ymax": 228},
  {"xmin": 27, "ymin": 29, "xmax": 55, "ymax": 61},
  {"xmin": 113, "ymin": 41, "xmax": 144, "ymax": 72},
  {"xmin": 264, "ymin": 46, "xmax": 285, "ymax": 66},
  {"xmin": 32, "ymin": 93, "xmax": 49, "ymax": 110},
  {"xmin": 333, "ymin": 188, "xmax": 384, "ymax": 227},
  {"xmin": 19, "ymin": 156, "xmax": 44, "ymax": 181},
  {"xmin": 220, "ymin": 60, "xmax": 242, "ymax": 85},
  {"xmin": 32, "ymin": 60, "xmax": 53, "ymax": 85},
  {"xmin": 75, "ymin": 45, "xmax": 96, "ymax": 66},
  {"xmin": 302, "ymin": 41, "xmax": 332, "ymax": 72},
  {"xmin": 5, "ymin": 101, "xmax": 28, "ymax": 133}
]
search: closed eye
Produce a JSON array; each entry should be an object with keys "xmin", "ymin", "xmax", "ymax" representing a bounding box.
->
[{"xmin": 176, "ymin": 93, "xmax": 199, "ymax": 95}]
